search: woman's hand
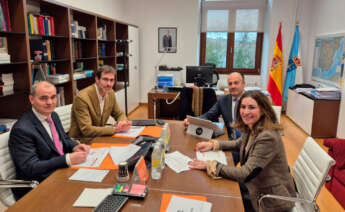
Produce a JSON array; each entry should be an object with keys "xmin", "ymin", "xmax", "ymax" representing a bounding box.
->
[
  {"xmin": 188, "ymin": 160, "xmax": 207, "ymax": 170},
  {"xmin": 195, "ymin": 141, "xmax": 214, "ymax": 152}
]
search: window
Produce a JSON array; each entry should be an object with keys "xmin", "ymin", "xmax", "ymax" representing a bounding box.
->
[{"xmin": 200, "ymin": 1, "xmax": 265, "ymax": 75}]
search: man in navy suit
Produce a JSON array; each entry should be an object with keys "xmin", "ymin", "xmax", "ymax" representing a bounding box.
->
[
  {"xmin": 9, "ymin": 81, "xmax": 90, "ymax": 200},
  {"xmin": 184, "ymin": 72, "xmax": 245, "ymax": 164}
]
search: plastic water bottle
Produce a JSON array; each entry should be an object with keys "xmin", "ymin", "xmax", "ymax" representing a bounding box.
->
[
  {"xmin": 159, "ymin": 138, "xmax": 166, "ymax": 169},
  {"xmin": 161, "ymin": 123, "xmax": 171, "ymax": 152},
  {"xmin": 151, "ymin": 142, "xmax": 162, "ymax": 180}
]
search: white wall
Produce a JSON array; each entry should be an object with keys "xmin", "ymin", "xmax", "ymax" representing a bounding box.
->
[
  {"xmin": 55, "ymin": 0, "xmax": 125, "ymax": 20},
  {"xmin": 123, "ymin": 0, "xmax": 200, "ymax": 102}
]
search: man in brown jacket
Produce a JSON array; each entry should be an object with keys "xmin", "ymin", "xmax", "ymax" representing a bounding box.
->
[{"xmin": 69, "ymin": 65, "xmax": 131, "ymax": 143}]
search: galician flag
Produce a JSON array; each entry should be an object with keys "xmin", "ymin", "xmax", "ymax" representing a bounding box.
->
[
  {"xmin": 282, "ymin": 24, "xmax": 303, "ymax": 103},
  {"xmin": 267, "ymin": 23, "xmax": 283, "ymax": 106}
]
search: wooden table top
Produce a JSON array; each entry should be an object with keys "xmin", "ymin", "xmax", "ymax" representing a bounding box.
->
[{"xmin": 7, "ymin": 121, "xmax": 244, "ymax": 212}]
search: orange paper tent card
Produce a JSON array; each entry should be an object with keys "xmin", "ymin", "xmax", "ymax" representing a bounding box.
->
[
  {"xmin": 71, "ymin": 143, "xmax": 128, "ymax": 170},
  {"xmin": 160, "ymin": 193, "xmax": 207, "ymax": 212},
  {"xmin": 112, "ymin": 126, "xmax": 162, "ymax": 139}
]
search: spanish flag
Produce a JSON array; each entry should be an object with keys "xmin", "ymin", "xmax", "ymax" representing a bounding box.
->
[{"xmin": 267, "ymin": 23, "xmax": 283, "ymax": 106}]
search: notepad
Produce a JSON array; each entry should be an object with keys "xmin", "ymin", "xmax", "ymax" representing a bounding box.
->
[
  {"xmin": 69, "ymin": 169, "xmax": 109, "ymax": 182},
  {"xmin": 160, "ymin": 193, "xmax": 208, "ymax": 212},
  {"xmin": 166, "ymin": 196, "xmax": 212, "ymax": 212},
  {"xmin": 73, "ymin": 188, "xmax": 113, "ymax": 207},
  {"xmin": 196, "ymin": 150, "xmax": 227, "ymax": 165}
]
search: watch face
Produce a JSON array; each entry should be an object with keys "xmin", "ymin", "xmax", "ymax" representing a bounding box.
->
[{"xmin": 196, "ymin": 127, "xmax": 203, "ymax": 135}]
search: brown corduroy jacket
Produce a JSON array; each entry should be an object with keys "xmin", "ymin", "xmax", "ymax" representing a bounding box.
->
[{"xmin": 69, "ymin": 84, "xmax": 127, "ymax": 143}]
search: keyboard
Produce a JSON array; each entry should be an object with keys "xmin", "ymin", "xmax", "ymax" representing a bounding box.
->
[
  {"xmin": 132, "ymin": 119, "xmax": 156, "ymax": 126},
  {"xmin": 93, "ymin": 195, "xmax": 128, "ymax": 212}
]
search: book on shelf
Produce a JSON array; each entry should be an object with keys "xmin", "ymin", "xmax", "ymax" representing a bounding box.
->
[
  {"xmin": 27, "ymin": 13, "xmax": 55, "ymax": 36},
  {"xmin": 73, "ymin": 40, "xmax": 87, "ymax": 58},
  {"xmin": 30, "ymin": 39, "xmax": 55, "ymax": 61},
  {"xmin": 0, "ymin": 37, "xmax": 10, "ymax": 63},
  {"xmin": 98, "ymin": 43, "xmax": 106, "ymax": 57},
  {"xmin": 0, "ymin": 0, "xmax": 11, "ymax": 32},
  {"xmin": 97, "ymin": 24, "xmax": 107, "ymax": 40},
  {"xmin": 0, "ymin": 73, "xmax": 14, "ymax": 93},
  {"xmin": 56, "ymin": 86, "xmax": 65, "ymax": 106}
]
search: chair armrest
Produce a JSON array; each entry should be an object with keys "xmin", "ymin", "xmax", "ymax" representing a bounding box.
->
[
  {"xmin": 0, "ymin": 180, "xmax": 39, "ymax": 188},
  {"xmin": 258, "ymin": 194, "xmax": 319, "ymax": 212}
]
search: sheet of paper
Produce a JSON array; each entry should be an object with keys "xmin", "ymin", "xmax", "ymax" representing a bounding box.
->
[
  {"xmin": 74, "ymin": 148, "xmax": 109, "ymax": 167},
  {"xmin": 73, "ymin": 188, "xmax": 113, "ymax": 207},
  {"xmin": 165, "ymin": 151, "xmax": 193, "ymax": 173},
  {"xmin": 166, "ymin": 195, "xmax": 212, "ymax": 212},
  {"xmin": 196, "ymin": 150, "xmax": 227, "ymax": 165},
  {"xmin": 114, "ymin": 126, "xmax": 145, "ymax": 137},
  {"xmin": 69, "ymin": 168, "xmax": 109, "ymax": 182},
  {"xmin": 109, "ymin": 144, "xmax": 141, "ymax": 165}
]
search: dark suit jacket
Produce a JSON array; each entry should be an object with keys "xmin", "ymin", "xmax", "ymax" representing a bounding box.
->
[
  {"xmin": 199, "ymin": 94, "xmax": 235, "ymax": 139},
  {"xmin": 9, "ymin": 109, "xmax": 77, "ymax": 200}
]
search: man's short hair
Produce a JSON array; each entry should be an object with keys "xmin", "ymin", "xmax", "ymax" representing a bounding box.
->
[
  {"xmin": 95, "ymin": 65, "xmax": 117, "ymax": 79},
  {"xmin": 30, "ymin": 81, "xmax": 55, "ymax": 96},
  {"xmin": 229, "ymin": 72, "xmax": 245, "ymax": 83}
]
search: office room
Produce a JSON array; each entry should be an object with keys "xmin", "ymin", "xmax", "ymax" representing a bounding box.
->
[{"xmin": 1, "ymin": 0, "xmax": 345, "ymax": 211}]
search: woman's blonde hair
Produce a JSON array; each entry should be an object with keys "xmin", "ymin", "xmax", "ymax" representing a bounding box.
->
[{"xmin": 232, "ymin": 90, "xmax": 282, "ymax": 134}]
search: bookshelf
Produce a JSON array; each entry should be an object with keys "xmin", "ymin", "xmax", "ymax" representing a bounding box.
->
[
  {"xmin": 0, "ymin": 0, "xmax": 137, "ymax": 121},
  {"xmin": 115, "ymin": 22, "xmax": 129, "ymax": 83},
  {"xmin": 0, "ymin": 0, "xmax": 31, "ymax": 118}
]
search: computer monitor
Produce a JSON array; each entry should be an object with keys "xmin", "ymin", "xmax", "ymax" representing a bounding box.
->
[{"xmin": 186, "ymin": 66, "xmax": 214, "ymax": 87}]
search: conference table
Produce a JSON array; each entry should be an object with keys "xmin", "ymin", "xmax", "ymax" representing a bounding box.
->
[{"xmin": 7, "ymin": 121, "xmax": 244, "ymax": 212}]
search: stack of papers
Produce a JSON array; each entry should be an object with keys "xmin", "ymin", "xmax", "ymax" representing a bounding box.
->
[
  {"xmin": 74, "ymin": 148, "xmax": 109, "ymax": 167},
  {"xmin": 165, "ymin": 151, "xmax": 193, "ymax": 173},
  {"xmin": 109, "ymin": 144, "xmax": 141, "ymax": 165},
  {"xmin": 69, "ymin": 169, "xmax": 109, "ymax": 182},
  {"xmin": 114, "ymin": 126, "xmax": 145, "ymax": 137},
  {"xmin": 196, "ymin": 151, "xmax": 227, "ymax": 165}
]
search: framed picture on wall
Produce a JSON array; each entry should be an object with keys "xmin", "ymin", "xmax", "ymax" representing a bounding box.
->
[{"xmin": 158, "ymin": 27, "xmax": 177, "ymax": 53}]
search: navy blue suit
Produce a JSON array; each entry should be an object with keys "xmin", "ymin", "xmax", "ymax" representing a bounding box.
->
[
  {"xmin": 199, "ymin": 94, "xmax": 240, "ymax": 164},
  {"xmin": 9, "ymin": 109, "xmax": 76, "ymax": 200},
  {"xmin": 199, "ymin": 94, "xmax": 235, "ymax": 139}
]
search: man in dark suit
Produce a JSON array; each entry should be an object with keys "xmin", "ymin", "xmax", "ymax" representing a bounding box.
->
[
  {"xmin": 9, "ymin": 81, "xmax": 90, "ymax": 200},
  {"xmin": 162, "ymin": 30, "xmax": 172, "ymax": 51},
  {"xmin": 184, "ymin": 72, "xmax": 245, "ymax": 164}
]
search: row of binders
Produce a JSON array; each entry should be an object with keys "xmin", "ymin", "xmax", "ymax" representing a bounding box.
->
[
  {"xmin": 0, "ymin": 0, "xmax": 11, "ymax": 32},
  {"xmin": 27, "ymin": 13, "xmax": 55, "ymax": 36}
]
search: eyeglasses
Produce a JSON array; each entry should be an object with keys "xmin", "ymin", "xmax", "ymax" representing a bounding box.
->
[
  {"xmin": 38, "ymin": 95, "xmax": 57, "ymax": 102},
  {"xmin": 101, "ymin": 77, "xmax": 115, "ymax": 83}
]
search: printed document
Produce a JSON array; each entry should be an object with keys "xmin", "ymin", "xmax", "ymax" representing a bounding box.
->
[
  {"xmin": 196, "ymin": 150, "xmax": 227, "ymax": 165},
  {"xmin": 165, "ymin": 151, "xmax": 193, "ymax": 173},
  {"xmin": 114, "ymin": 126, "xmax": 145, "ymax": 137},
  {"xmin": 166, "ymin": 196, "xmax": 212, "ymax": 212},
  {"xmin": 73, "ymin": 188, "xmax": 113, "ymax": 207},
  {"xmin": 109, "ymin": 144, "xmax": 141, "ymax": 165},
  {"xmin": 69, "ymin": 168, "xmax": 109, "ymax": 182},
  {"xmin": 74, "ymin": 148, "xmax": 109, "ymax": 167}
]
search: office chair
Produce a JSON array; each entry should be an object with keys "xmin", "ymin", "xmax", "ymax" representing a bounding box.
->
[
  {"xmin": 203, "ymin": 63, "xmax": 219, "ymax": 87},
  {"xmin": 178, "ymin": 87, "xmax": 217, "ymax": 120},
  {"xmin": 258, "ymin": 137, "xmax": 336, "ymax": 212},
  {"xmin": 0, "ymin": 132, "xmax": 39, "ymax": 207}
]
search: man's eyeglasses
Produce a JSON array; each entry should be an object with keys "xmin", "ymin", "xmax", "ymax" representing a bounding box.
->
[{"xmin": 101, "ymin": 78, "xmax": 115, "ymax": 83}]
